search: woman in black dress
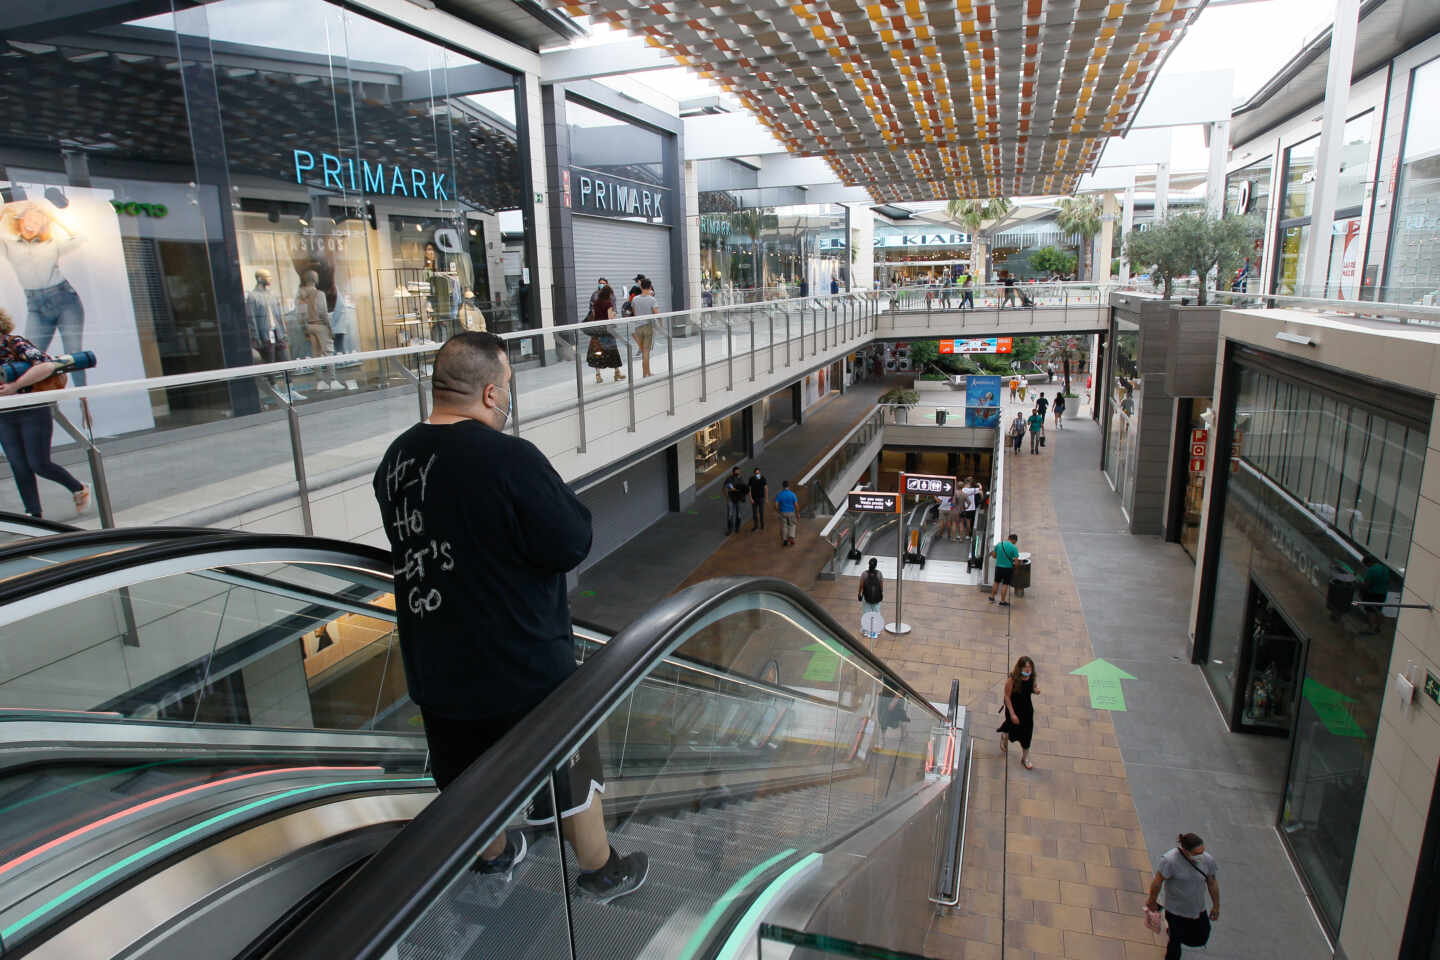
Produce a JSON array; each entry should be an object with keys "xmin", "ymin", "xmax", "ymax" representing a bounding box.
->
[
  {"xmin": 997, "ymin": 655, "xmax": 1040, "ymax": 769},
  {"xmin": 585, "ymin": 283, "xmax": 625, "ymax": 383}
]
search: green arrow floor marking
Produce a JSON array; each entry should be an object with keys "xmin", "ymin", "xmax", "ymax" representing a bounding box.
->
[
  {"xmin": 1070, "ymin": 658, "xmax": 1137, "ymax": 711},
  {"xmin": 1302, "ymin": 677, "xmax": 1367, "ymax": 739},
  {"xmin": 801, "ymin": 641, "xmax": 842, "ymax": 683}
]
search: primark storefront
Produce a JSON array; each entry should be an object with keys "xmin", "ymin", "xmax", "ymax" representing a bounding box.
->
[{"xmin": 0, "ymin": 0, "xmax": 540, "ymax": 431}]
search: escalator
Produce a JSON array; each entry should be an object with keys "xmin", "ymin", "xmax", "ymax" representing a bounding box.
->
[{"xmin": 0, "ymin": 532, "xmax": 969, "ymax": 959}]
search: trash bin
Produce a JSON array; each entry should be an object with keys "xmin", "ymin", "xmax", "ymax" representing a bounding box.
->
[
  {"xmin": 1011, "ymin": 552, "xmax": 1032, "ymax": 594},
  {"xmin": 935, "ymin": 408, "xmax": 948, "ymax": 426}
]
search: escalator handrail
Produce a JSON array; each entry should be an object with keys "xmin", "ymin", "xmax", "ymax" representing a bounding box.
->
[
  {"xmin": 0, "ymin": 510, "xmax": 76, "ymax": 536},
  {"xmin": 270, "ymin": 575, "xmax": 943, "ymax": 960},
  {"xmin": 0, "ymin": 526, "xmax": 240, "ymax": 567},
  {"xmin": 0, "ymin": 533, "xmax": 392, "ymax": 614}
]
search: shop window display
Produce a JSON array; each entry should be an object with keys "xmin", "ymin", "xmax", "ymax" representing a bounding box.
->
[
  {"xmin": 1385, "ymin": 57, "xmax": 1440, "ymax": 304},
  {"xmin": 1103, "ymin": 321, "xmax": 1140, "ymax": 515},
  {"xmin": 693, "ymin": 411, "xmax": 746, "ymax": 490},
  {"xmin": 1225, "ymin": 157, "xmax": 1272, "ymax": 291},
  {"xmin": 1179, "ymin": 398, "xmax": 1214, "ymax": 560}
]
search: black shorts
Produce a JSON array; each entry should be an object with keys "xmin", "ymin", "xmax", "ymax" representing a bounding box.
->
[
  {"xmin": 420, "ymin": 707, "xmax": 605, "ymax": 825},
  {"xmin": 994, "ymin": 566, "xmax": 1014, "ymax": 584},
  {"xmin": 962, "ymin": 509, "xmax": 976, "ymax": 522}
]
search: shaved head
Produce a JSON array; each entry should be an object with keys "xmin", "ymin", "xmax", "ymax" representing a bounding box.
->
[{"xmin": 433, "ymin": 332, "xmax": 508, "ymax": 408}]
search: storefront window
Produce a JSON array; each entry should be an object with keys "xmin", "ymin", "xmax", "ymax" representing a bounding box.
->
[
  {"xmin": 1104, "ymin": 320, "xmax": 1140, "ymax": 515},
  {"xmin": 1225, "ymin": 157, "xmax": 1271, "ymax": 291},
  {"xmin": 696, "ymin": 196, "xmax": 847, "ymax": 302},
  {"xmin": 762, "ymin": 387, "xmax": 796, "ymax": 442},
  {"xmin": 1274, "ymin": 223, "xmax": 1311, "ymax": 296},
  {"xmin": 567, "ymin": 101, "xmax": 665, "ymax": 188},
  {"xmin": 1180, "ymin": 398, "xmax": 1214, "ymax": 560},
  {"xmin": 1384, "ymin": 57, "xmax": 1440, "ymax": 303},
  {"xmin": 1202, "ymin": 358, "xmax": 1423, "ymax": 935},
  {"xmin": 1281, "ymin": 138, "xmax": 1318, "ymax": 221},
  {"xmin": 693, "ymin": 411, "xmax": 746, "ymax": 489}
]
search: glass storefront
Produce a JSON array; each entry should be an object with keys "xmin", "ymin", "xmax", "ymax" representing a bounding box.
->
[
  {"xmin": 1274, "ymin": 115, "xmax": 1371, "ymax": 297},
  {"xmin": 1104, "ymin": 319, "xmax": 1141, "ymax": 517},
  {"xmin": 762, "ymin": 387, "xmax": 797, "ymax": 442},
  {"xmin": 697, "ymin": 196, "xmax": 847, "ymax": 302},
  {"xmin": 1200, "ymin": 354, "xmax": 1425, "ymax": 935},
  {"xmin": 0, "ymin": 0, "xmax": 532, "ymax": 428},
  {"xmin": 1225, "ymin": 157, "xmax": 1272, "ymax": 291},
  {"xmin": 1179, "ymin": 397, "xmax": 1215, "ymax": 560},
  {"xmin": 1384, "ymin": 56, "xmax": 1440, "ymax": 304},
  {"xmin": 693, "ymin": 410, "xmax": 747, "ymax": 489}
]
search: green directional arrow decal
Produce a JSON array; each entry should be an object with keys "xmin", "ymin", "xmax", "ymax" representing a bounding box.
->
[
  {"xmin": 801, "ymin": 641, "xmax": 843, "ymax": 683},
  {"xmin": 1302, "ymin": 677, "xmax": 1367, "ymax": 739},
  {"xmin": 1070, "ymin": 658, "xmax": 1137, "ymax": 711}
]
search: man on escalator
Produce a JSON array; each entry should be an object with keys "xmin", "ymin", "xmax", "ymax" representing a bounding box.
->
[{"xmin": 373, "ymin": 331, "xmax": 647, "ymax": 904}]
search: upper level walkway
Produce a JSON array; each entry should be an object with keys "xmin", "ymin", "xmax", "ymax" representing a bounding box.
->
[{"xmin": 878, "ymin": 282, "xmax": 1111, "ymax": 339}]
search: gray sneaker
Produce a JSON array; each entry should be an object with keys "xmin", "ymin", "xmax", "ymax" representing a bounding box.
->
[
  {"xmin": 576, "ymin": 848, "xmax": 649, "ymax": 904},
  {"xmin": 471, "ymin": 830, "xmax": 527, "ymax": 882}
]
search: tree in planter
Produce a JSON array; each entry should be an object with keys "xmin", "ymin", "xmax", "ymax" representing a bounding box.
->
[
  {"xmin": 1125, "ymin": 222, "xmax": 1188, "ymax": 299},
  {"xmin": 909, "ymin": 339, "xmax": 941, "ymax": 377},
  {"xmin": 879, "ymin": 387, "xmax": 920, "ymax": 423},
  {"xmin": 1041, "ymin": 335, "xmax": 1083, "ymax": 396},
  {"xmin": 1125, "ymin": 213, "xmax": 1258, "ymax": 304},
  {"xmin": 1056, "ymin": 195, "xmax": 1103, "ymax": 280},
  {"xmin": 945, "ymin": 197, "xmax": 1013, "ymax": 281},
  {"xmin": 1029, "ymin": 245, "xmax": 1078, "ymax": 279}
]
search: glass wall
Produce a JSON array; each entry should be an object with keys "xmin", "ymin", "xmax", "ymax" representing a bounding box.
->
[
  {"xmin": 1104, "ymin": 319, "xmax": 1141, "ymax": 516},
  {"xmin": 1225, "ymin": 157, "xmax": 1272, "ymax": 291},
  {"xmin": 693, "ymin": 411, "xmax": 747, "ymax": 490},
  {"xmin": 1385, "ymin": 57, "xmax": 1440, "ymax": 304},
  {"xmin": 1180, "ymin": 398, "xmax": 1215, "ymax": 560},
  {"xmin": 697, "ymin": 194, "xmax": 847, "ymax": 302},
  {"xmin": 0, "ymin": 0, "xmax": 531, "ymax": 429},
  {"xmin": 1274, "ymin": 115, "xmax": 1372, "ymax": 297},
  {"xmin": 1201, "ymin": 357, "xmax": 1424, "ymax": 935}
]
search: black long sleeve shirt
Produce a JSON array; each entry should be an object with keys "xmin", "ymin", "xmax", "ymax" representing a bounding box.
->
[{"xmin": 373, "ymin": 419, "xmax": 592, "ymax": 718}]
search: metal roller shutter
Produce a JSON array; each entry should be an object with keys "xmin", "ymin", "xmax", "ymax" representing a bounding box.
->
[{"xmin": 572, "ymin": 217, "xmax": 672, "ymax": 320}]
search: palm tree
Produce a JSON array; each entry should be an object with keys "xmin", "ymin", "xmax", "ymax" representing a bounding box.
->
[
  {"xmin": 944, "ymin": 197, "xmax": 1012, "ymax": 281},
  {"xmin": 1055, "ymin": 195, "xmax": 1103, "ymax": 280}
]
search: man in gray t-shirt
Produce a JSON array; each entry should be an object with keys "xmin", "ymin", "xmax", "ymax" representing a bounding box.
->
[
  {"xmin": 630, "ymin": 280, "xmax": 660, "ymax": 377},
  {"xmin": 1147, "ymin": 834, "xmax": 1219, "ymax": 959}
]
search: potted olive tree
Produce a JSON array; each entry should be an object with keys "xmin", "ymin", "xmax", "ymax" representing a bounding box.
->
[{"xmin": 880, "ymin": 387, "xmax": 919, "ymax": 423}]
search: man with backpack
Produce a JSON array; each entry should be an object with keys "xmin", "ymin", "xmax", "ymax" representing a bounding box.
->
[{"xmin": 858, "ymin": 557, "xmax": 885, "ymax": 639}]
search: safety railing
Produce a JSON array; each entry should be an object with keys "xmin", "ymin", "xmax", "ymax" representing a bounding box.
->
[
  {"xmin": 882, "ymin": 281, "xmax": 1110, "ymax": 311},
  {"xmin": 0, "ymin": 291, "xmax": 879, "ymax": 533},
  {"xmin": 1114, "ymin": 281, "xmax": 1440, "ymax": 327},
  {"xmin": 979, "ymin": 404, "xmax": 1007, "ymax": 586},
  {"xmin": 798, "ymin": 407, "xmax": 886, "ymax": 517}
]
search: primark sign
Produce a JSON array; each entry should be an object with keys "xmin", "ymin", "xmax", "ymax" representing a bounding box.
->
[{"xmin": 569, "ymin": 168, "xmax": 671, "ymax": 226}]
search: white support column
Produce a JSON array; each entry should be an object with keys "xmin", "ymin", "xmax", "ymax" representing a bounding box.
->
[
  {"xmin": 1300, "ymin": 0, "xmax": 1361, "ymax": 297},
  {"xmin": 524, "ymin": 71, "xmax": 556, "ymax": 350},
  {"xmin": 685, "ymin": 161, "xmax": 702, "ymax": 312},
  {"xmin": 1098, "ymin": 192, "xmax": 1117, "ymax": 282},
  {"xmin": 1154, "ymin": 161, "xmax": 1170, "ymax": 223},
  {"xmin": 846, "ymin": 202, "xmax": 876, "ymax": 290},
  {"xmin": 1207, "ymin": 120, "xmax": 1230, "ymax": 218},
  {"xmin": 1120, "ymin": 174, "xmax": 1136, "ymax": 283}
]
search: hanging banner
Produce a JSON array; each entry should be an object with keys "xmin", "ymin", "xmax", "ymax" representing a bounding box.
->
[
  {"xmin": 1336, "ymin": 218, "xmax": 1362, "ymax": 299},
  {"xmin": 965, "ymin": 375, "xmax": 1002, "ymax": 427},
  {"xmin": 938, "ymin": 337, "xmax": 1012, "ymax": 355}
]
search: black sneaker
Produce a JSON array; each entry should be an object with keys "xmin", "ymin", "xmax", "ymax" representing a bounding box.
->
[
  {"xmin": 576, "ymin": 848, "xmax": 649, "ymax": 904},
  {"xmin": 471, "ymin": 830, "xmax": 527, "ymax": 882}
]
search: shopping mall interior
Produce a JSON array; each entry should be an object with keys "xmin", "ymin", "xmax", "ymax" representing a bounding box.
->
[{"xmin": 1, "ymin": 0, "xmax": 1440, "ymax": 958}]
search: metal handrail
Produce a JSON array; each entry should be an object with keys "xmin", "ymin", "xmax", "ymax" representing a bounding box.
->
[{"xmin": 269, "ymin": 575, "xmax": 943, "ymax": 959}]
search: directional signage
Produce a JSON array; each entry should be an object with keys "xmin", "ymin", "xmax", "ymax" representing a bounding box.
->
[
  {"xmin": 1070, "ymin": 659, "xmax": 1136, "ymax": 711},
  {"xmin": 902, "ymin": 473, "xmax": 956, "ymax": 497},
  {"xmin": 847, "ymin": 490, "xmax": 902, "ymax": 514},
  {"xmin": 938, "ymin": 337, "xmax": 1013, "ymax": 355}
]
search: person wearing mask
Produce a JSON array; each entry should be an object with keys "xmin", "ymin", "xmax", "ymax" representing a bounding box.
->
[
  {"xmin": 1008, "ymin": 411, "xmax": 1026, "ymax": 455},
  {"xmin": 775, "ymin": 479, "xmax": 799, "ymax": 546},
  {"xmin": 1146, "ymin": 833, "xmax": 1220, "ymax": 958},
  {"xmin": 748, "ymin": 466, "xmax": 768, "ymax": 532},
  {"xmin": 996, "ymin": 655, "xmax": 1040, "ymax": 769},
  {"xmin": 585, "ymin": 284, "xmax": 624, "ymax": 384},
  {"xmin": 989, "ymin": 533, "xmax": 1021, "ymax": 606},
  {"xmin": 0, "ymin": 307, "xmax": 88, "ymax": 518},
  {"xmin": 1052, "ymin": 392, "xmax": 1066, "ymax": 430},
  {"xmin": 631, "ymin": 279, "xmax": 660, "ymax": 378},
  {"xmin": 1027, "ymin": 406, "xmax": 1046, "ymax": 454},
  {"xmin": 372, "ymin": 331, "xmax": 646, "ymax": 903},
  {"xmin": 858, "ymin": 557, "xmax": 884, "ymax": 639},
  {"xmin": 723, "ymin": 466, "xmax": 747, "ymax": 535}
]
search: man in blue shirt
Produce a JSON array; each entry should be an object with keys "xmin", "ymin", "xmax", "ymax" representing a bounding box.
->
[{"xmin": 775, "ymin": 479, "xmax": 799, "ymax": 546}]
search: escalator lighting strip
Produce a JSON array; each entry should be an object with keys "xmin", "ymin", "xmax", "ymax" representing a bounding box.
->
[
  {"xmin": 0, "ymin": 760, "xmax": 185, "ymax": 818},
  {"xmin": 676, "ymin": 848, "xmax": 796, "ymax": 960},
  {"xmin": 0, "ymin": 776, "xmax": 433, "ymax": 943},
  {"xmin": 715, "ymin": 852, "xmax": 822, "ymax": 960},
  {"xmin": 0, "ymin": 765, "xmax": 386, "ymax": 881}
]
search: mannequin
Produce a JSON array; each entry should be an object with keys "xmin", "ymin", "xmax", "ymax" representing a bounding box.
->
[
  {"xmin": 245, "ymin": 269, "xmax": 288, "ymax": 363},
  {"xmin": 424, "ymin": 241, "xmax": 455, "ymax": 343},
  {"xmin": 297, "ymin": 269, "xmax": 342, "ymax": 390}
]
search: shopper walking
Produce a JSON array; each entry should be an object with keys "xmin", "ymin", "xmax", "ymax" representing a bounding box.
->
[
  {"xmin": 959, "ymin": 273, "xmax": 974, "ymax": 310},
  {"xmin": 632, "ymin": 279, "xmax": 660, "ymax": 377},
  {"xmin": 775, "ymin": 479, "xmax": 799, "ymax": 546},
  {"xmin": 748, "ymin": 466, "xmax": 768, "ymax": 531},
  {"xmin": 937, "ymin": 492, "xmax": 956, "ymax": 541},
  {"xmin": 723, "ymin": 466, "xmax": 747, "ymax": 535},
  {"xmin": 858, "ymin": 557, "xmax": 884, "ymax": 639},
  {"xmin": 989, "ymin": 533, "xmax": 1020, "ymax": 606},
  {"xmin": 1052, "ymin": 392, "xmax": 1066, "ymax": 429},
  {"xmin": 585, "ymin": 284, "xmax": 625, "ymax": 384},
  {"xmin": 1034, "ymin": 391, "xmax": 1048, "ymax": 421},
  {"xmin": 1008, "ymin": 411, "xmax": 1025, "ymax": 455},
  {"xmin": 1146, "ymin": 833, "xmax": 1220, "ymax": 959},
  {"xmin": 1017, "ymin": 381, "xmax": 1027, "ymax": 403},
  {"xmin": 996, "ymin": 655, "xmax": 1039, "ymax": 769},
  {"xmin": 1008, "ymin": 376, "xmax": 1019, "ymax": 402},
  {"xmin": 0, "ymin": 308, "xmax": 88, "ymax": 518},
  {"xmin": 1001, "ymin": 271, "xmax": 1018, "ymax": 308},
  {"xmin": 1027, "ymin": 407, "xmax": 1045, "ymax": 454},
  {"xmin": 959, "ymin": 477, "xmax": 982, "ymax": 539},
  {"xmin": 372, "ymin": 331, "xmax": 646, "ymax": 902}
]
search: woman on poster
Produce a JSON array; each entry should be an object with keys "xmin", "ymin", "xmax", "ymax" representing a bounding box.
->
[
  {"xmin": 0, "ymin": 307, "xmax": 89, "ymax": 518},
  {"xmin": 0, "ymin": 198, "xmax": 89, "ymax": 385}
]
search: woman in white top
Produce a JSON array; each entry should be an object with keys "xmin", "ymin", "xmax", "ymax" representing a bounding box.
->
[{"xmin": 0, "ymin": 199, "xmax": 89, "ymax": 385}]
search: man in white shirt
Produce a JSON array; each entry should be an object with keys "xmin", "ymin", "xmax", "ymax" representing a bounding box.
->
[{"xmin": 960, "ymin": 480, "xmax": 983, "ymax": 539}]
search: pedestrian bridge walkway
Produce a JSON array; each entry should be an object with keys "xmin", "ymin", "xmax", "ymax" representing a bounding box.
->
[{"xmin": 879, "ymin": 282, "xmax": 1110, "ymax": 339}]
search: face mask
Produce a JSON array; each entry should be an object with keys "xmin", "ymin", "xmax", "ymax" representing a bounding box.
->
[
  {"xmin": 495, "ymin": 386, "xmax": 512, "ymax": 430},
  {"xmin": 1021, "ymin": 670, "xmax": 1032, "ymax": 679}
]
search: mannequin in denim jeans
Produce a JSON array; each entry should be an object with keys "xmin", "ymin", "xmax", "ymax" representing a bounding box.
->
[{"xmin": 0, "ymin": 199, "xmax": 88, "ymax": 385}]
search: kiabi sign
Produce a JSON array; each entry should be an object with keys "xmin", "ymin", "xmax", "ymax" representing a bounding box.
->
[
  {"xmin": 291, "ymin": 150, "xmax": 450, "ymax": 200},
  {"xmin": 569, "ymin": 168, "xmax": 669, "ymax": 225},
  {"xmin": 874, "ymin": 231, "xmax": 972, "ymax": 248}
]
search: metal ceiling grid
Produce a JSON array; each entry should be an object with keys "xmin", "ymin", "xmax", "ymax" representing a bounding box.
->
[{"xmin": 550, "ymin": 0, "xmax": 1204, "ymax": 200}]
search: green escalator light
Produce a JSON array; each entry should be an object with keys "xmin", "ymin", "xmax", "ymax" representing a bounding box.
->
[
  {"xmin": 715, "ymin": 852, "xmax": 822, "ymax": 960},
  {"xmin": 676, "ymin": 848, "xmax": 796, "ymax": 960},
  {"xmin": 0, "ymin": 759, "xmax": 186, "ymax": 817},
  {"xmin": 759, "ymin": 923, "xmax": 934, "ymax": 959},
  {"xmin": 0, "ymin": 776, "xmax": 434, "ymax": 942}
]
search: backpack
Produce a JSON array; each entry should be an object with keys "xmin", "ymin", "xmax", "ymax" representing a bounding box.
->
[
  {"xmin": 621, "ymin": 299, "xmax": 635, "ymax": 318},
  {"xmin": 862, "ymin": 570, "xmax": 884, "ymax": 604}
]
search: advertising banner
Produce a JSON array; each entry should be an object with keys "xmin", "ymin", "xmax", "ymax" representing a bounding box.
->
[
  {"xmin": 939, "ymin": 337, "xmax": 1012, "ymax": 355},
  {"xmin": 966, "ymin": 375, "xmax": 1002, "ymax": 427}
]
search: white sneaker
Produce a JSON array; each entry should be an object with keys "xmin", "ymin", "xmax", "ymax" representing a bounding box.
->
[
  {"xmin": 329, "ymin": 380, "xmax": 345, "ymax": 390},
  {"xmin": 315, "ymin": 381, "xmax": 331, "ymax": 391},
  {"xmin": 345, "ymin": 380, "xmax": 359, "ymax": 391}
]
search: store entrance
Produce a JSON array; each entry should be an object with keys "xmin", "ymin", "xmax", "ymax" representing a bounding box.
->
[{"xmin": 1235, "ymin": 580, "xmax": 1306, "ymax": 736}]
